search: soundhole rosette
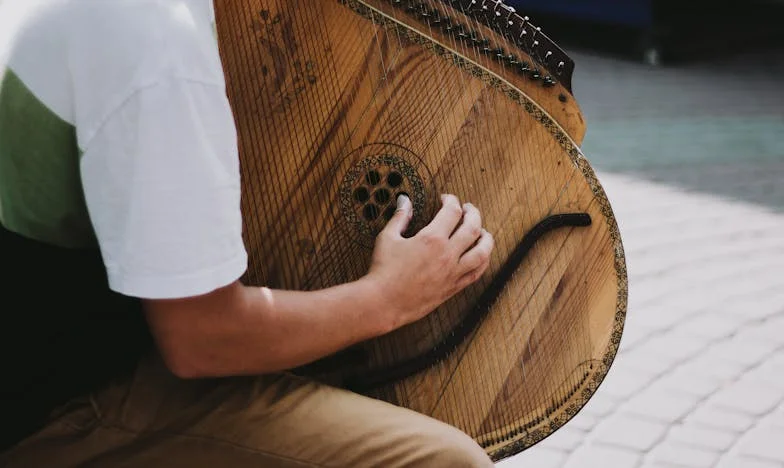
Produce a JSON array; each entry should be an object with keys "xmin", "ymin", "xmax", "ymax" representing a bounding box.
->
[{"xmin": 337, "ymin": 144, "xmax": 436, "ymax": 248}]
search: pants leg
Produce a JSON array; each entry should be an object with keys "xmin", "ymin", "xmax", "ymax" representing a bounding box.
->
[{"xmin": 1, "ymin": 353, "xmax": 494, "ymax": 467}]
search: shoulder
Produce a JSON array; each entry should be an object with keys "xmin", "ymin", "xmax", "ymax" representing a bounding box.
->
[
  {"xmin": 2, "ymin": 0, "xmax": 226, "ymax": 146},
  {"xmin": 69, "ymin": 0, "xmax": 223, "ymax": 82},
  {"xmin": 69, "ymin": 1, "xmax": 225, "ymax": 144}
]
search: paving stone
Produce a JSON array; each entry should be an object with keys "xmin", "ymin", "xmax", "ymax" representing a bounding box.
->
[
  {"xmin": 771, "ymin": 405, "xmax": 784, "ymax": 430},
  {"xmin": 622, "ymin": 347, "xmax": 683, "ymax": 376},
  {"xmin": 738, "ymin": 425, "xmax": 784, "ymax": 463},
  {"xmin": 632, "ymin": 303, "xmax": 701, "ymax": 333},
  {"xmin": 580, "ymin": 392, "xmax": 620, "ymax": 417},
  {"xmin": 721, "ymin": 292, "xmax": 784, "ymax": 322},
  {"xmin": 620, "ymin": 334, "xmax": 706, "ymax": 378},
  {"xmin": 741, "ymin": 316, "xmax": 784, "ymax": 346},
  {"xmin": 708, "ymin": 336, "xmax": 783, "ymax": 368},
  {"xmin": 648, "ymin": 442, "xmax": 720, "ymax": 468},
  {"xmin": 667, "ymin": 423, "xmax": 737, "ymax": 451},
  {"xmin": 745, "ymin": 356, "xmax": 784, "ymax": 391},
  {"xmin": 537, "ymin": 425, "xmax": 587, "ymax": 451},
  {"xmin": 496, "ymin": 446, "xmax": 568, "ymax": 468},
  {"xmin": 633, "ymin": 240, "xmax": 784, "ymax": 282},
  {"xmin": 617, "ymin": 321, "xmax": 661, "ymax": 351},
  {"xmin": 563, "ymin": 444, "xmax": 642, "ymax": 468},
  {"xmin": 594, "ymin": 365, "xmax": 656, "ymax": 401},
  {"xmin": 715, "ymin": 455, "xmax": 783, "ymax": 468},
  {"xmin": 592, "ymin": 413, "xmax": 669, "ymax": 451},
  {"xmin": 680, "ymin": 350, "xmax": 749, "ymax": 382},
  {"xmin": 678, "ymin": 312, "xmax": 744, "ymax": 342},
  {"xmin": 654, "ymin": 367, "xmax": 723, "ymax": 399},
  {"xmin": 636, "ymin": 287, "xmax": 719, "ymax": 318},
  {"xmin": 499, "ymin": 46, "xmax": 784, "ymax": 468},
  {"xmin": 707, "ymin": 379, "xmax": 784, "ymax": 416},
  {"xmin": 564, "ymin": 408, "xmax": 602, "ymax": 432},
  {"xmin": 622, "ymin": 389, "xmax": 700, "ymax": 424},
  {"xmin": 685, "ymin": 404, "xmax": 756, "ymax": 433}
]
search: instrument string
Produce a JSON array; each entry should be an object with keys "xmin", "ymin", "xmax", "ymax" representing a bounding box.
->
[
  {"xmin": 415, "ymin": 1, "xmax": 477, "ymax": 432},
  {"xmin": 440, "ymin": 0, "xmax": 509, "ymax": 436},
  {"xmin": 510, "ymin": 15, "xmax": 589, "ymax": 426},
  {"xmin": 410, "ymin": 0, "xmax": 522, "ymax": 438},
  {"xmin": 223, "ymin": 1, "xmax": 276, "ymax": 287},
  {"xmin": 370, "ymin": 0, "xmax": 461, "ymax": 407},
  {"xmin": 467, "ymin": 2, "xmax": 521, "ymax": 436},
  {"xmin": 333, "ymin": 1, "xmax": 404, "ymax": 401},
  {"xmin": 365, "ymin": 1, "xmax": 432, "ymax": 407},
  {"xmin": 435, "ymin": 0, "xmax": 502, "ymax": 435},
  {"xmin": 477, "ymin": 1, "xmax": 543, "ymax": 440},
  {"xmin": 296, "ymin": 2, "xmax": 413, "ymax": 407},
  {"xmin": 307, "ymin": 1, "xmax": 390, "ymax": 296},
  {"xmin": 494, "ymin": 8, "xmax": 572, "ymax": 433},
  {"xmin": 310, "ymin": 1, "xmax": 376, "ymax": 294},
  {"xmin": 269, "ymin": 0, "xmax": 324, "ymax": 291},
  {"xmin": 450, "ymin": 0, "xmax": 585, "ymax": 439},
  {"xmin": 477, "ymin": 1, "xmax": 541, "ymax": 441},
  {"xmin": 281, "ymin": 0, "xmax": 399, "ymax": 395},
  {"xmin": 390, "ymin": 0, "xmax": 478, "ymax": 427},
  {"xmin": 281, "ymin": 0, "xmax": 336, "ymax": 291},
  {"xmin": 448, "ymin": 0, "xmax": 515, "ymax": 440},
  {"xmin": 304, "ymin": 0, "xmax": 362, "ymax": 287},
  {"xmin": 396, "ymin": 0, "xmax": 588, "ymax": 441},
  {"xmin": 449, "ymin": 0, "xmax": 525, "ymax": 441},
  {"xmin": 244, "ymin": 0, "xmax": 313, "ymax": 290}
]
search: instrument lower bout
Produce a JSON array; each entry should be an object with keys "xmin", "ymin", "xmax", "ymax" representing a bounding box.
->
[{"xmin": 214, "ymin": 0, "xmax": 627, "ymax": 460}]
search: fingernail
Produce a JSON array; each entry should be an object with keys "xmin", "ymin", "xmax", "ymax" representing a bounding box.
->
[{"xmin": 397, "ymin": 194, "xmax": 409, "ymax": 209}]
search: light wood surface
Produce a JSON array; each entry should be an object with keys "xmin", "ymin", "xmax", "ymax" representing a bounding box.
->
[{"xmin": 214, "ymin": 0, "xmax": 627, "ymax": 460}]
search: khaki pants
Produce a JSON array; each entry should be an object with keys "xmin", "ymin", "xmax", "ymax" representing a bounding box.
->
[{"xmin": 0, "ymin": 353, "xmax": 494, "ymax": 467}]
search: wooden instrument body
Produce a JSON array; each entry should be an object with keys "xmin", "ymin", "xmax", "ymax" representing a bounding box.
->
[{"xmin": 214, "ymin": 0, "xmax": 627, "ymax": 460}]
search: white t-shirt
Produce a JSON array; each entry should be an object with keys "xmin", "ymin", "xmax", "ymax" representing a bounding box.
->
[{"xmin": 0, "ymin": 0, "xmax": 248, "ymax": 299}]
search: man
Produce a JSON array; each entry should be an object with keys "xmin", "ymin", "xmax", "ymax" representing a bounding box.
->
[{"xmin": 0, "ymin": 0, "xmax": 496, "ymax": 466}]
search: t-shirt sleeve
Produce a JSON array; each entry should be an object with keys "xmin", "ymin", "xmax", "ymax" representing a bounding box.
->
[{"xmin": 79, "ymin": 78, "xmax": 248, "ymax": 300}]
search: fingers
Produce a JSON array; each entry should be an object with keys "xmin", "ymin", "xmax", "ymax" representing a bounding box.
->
[
  {"xmin": 425, "ymin": 194, "xmax": 464, "ymax": 237},
  {"xmin": 381, "ymin": 194, "xmax": 413, "ymax": 237},
  {"xmin": 458, "ymin": 228, "xmax": 494, "ymax": 276},
  {"xmin": 449, "ymin": 203, "xmax": 482, "ymax": 254}
]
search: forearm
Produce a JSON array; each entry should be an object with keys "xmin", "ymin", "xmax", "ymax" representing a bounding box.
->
[
  {"xmin": 145, "ymin": 194, "xmax": 494, "ymax": 379},
  {"xmin": 145, "ymin": 277, "xmax": 393, "ymax": 378}
]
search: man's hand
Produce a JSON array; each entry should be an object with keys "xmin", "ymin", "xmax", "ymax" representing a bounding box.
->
[{"xmin": 367, "ymin": 194, "xmax": 495, "ymax": 332}]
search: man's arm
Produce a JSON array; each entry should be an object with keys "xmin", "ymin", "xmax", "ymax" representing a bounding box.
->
[
  {"xmin": 143, "ymin": 194, "xmax": 494, "ymax": 379},
  {"xmin": 143, "ymin": 276, "xmax": 389, "ymax": 378}
]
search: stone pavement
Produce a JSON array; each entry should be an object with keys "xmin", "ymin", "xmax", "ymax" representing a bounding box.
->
[
  {"xmin": 498, "ymin": 172, "xmax": 784, "ymax": 468},
  {"xmin": 496, "ymin": 41, "xmax": 784, "ymax": 467}
]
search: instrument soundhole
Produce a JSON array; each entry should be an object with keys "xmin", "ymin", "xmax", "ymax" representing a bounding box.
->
[
  {"xmin": 337, "ymin": 144, "xmax": 435, "ymax": 248},
  {"xmin": 374, "ymin": 188, "xmax": 391, "ymax": 204},
  {"xmin": 363, "ymin": 204, "xmax": 380, "ymax": 221},
  {"xmin": 387, "ymin": 171, "xmax": 403, "ymax": 187},
  {"xmin": 365, "ymin": 170, "xmax": 382, "ymax": 186},
  {"xmin": 383, "ymin": 205, "xmax": 397, "ymax": 221},
  {"xmin": 353, "ymin": 187, "xmax": 370, "ymax": 203}
]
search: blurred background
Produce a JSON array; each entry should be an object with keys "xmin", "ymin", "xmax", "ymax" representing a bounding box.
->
[
  {"xmin": 3, "ymin": 0, "xmax": 780, "ymax": 465},
  {"xmin": 497, "ymin": 0, "xmax": 784, "ymax": 467}
]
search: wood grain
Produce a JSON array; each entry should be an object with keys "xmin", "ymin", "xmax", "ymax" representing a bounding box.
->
[{"xmin": 214, "ymin": 0, "xmax": 627, "ymax": 461}]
